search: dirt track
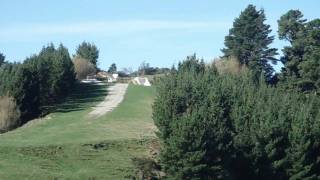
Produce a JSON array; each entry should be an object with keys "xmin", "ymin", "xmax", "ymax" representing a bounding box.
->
[{"xmin": 88, "ymin": 83, "xmax": 128, "ymax": 119}]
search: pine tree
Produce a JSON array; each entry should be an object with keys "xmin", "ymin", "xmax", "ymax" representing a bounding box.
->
[
  {"xmin": 12, "ymin": 64, "xmax": 40, "ymax": 121},
  {"xmin": 153, "ymin": 56, "xmax": 320, "ymax": 179},
  {"xmin": 108, "ymin": 63, "xmax": 117, "ymax": 73},
  {"xmin": 288, "ymin": 98, "xmax": 320, "ymax": 179},
  {"xmin": 153, "ymin": 55, "xmax": 234, "ymax": 179},
  {"xmin": 0, "ymin": 63, "xmax": 41, "ymax": 121},
  {"xmin": 278, "ymin": 10, "xmax": 320, "ymax": 93},
  {"xmin": 0, "ymin": 52, "xmax": 5, "ymax": 67},
  {"xmin": 51, "ymin": 44, "xmax": 75, "ymax": 97},
  {"xmin": 0, "ymin": 43, "xmax": 75, "ymax": 128},
  {"xmin": 278, "ymin": 10, "xmax": 306, "ymax": 43},
  {"xmin": 75, "ymin": 41, "xmax": 99, "ymax": 69},
  {"xmin": 222, "ymin": 4, "xmax": 277, "ymax": 80}
]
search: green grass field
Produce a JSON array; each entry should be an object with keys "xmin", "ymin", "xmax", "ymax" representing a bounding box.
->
[{"xmin": 0, "ymin": 83, "xmax": 157, "ymax": 179}]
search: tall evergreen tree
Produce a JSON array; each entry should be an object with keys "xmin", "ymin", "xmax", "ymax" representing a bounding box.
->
[
  {"xmin": 0, "ymin": 52, "xmax": 5, "ymax": 66},
  {"xmin": 278, "ymin": 10, "xmax": 306, "ymax": 43},
  {"xmin": 11, "ymin": 63, "xmax": 40, "ymax": 121},
  {"xmin": 75, "ymin": 41, "xmax": 99, "ymax": 69},
  {"xmin": 222, "ymin": 4, "xmax": 277, "ymax": 80},
  {"xmin": 108, "ymin": 63, "xmax": 117, "ymax": 73},
  {"xmin": 278, "ymin": 10, "xmax": 320, "ymax": 93},
  {"xmin": 51, "ymin": 44, "xmax": 75, "ymax": 97},
  {"xmin": 154, "ymin": 55, "xmax": 234, "ymax": 179},
  {"xmin": 0, "ymin": 62, "xmax": 41, "ymax": 121},
  {"xmin": 0, "ymin": 43, "xmax": 76, "ymax": 125}
]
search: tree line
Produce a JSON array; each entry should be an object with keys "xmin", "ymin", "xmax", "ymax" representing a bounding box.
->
[
  {"xmin": 153, "ymin": 5, "xmax": 320, "ymax": 179},
  {"xmin": 0, "ymin": 41, "xmax": 100, "ymax": 132}
]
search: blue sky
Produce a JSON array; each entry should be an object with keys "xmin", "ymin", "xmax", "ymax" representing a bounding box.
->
[{"xmin": 0, "ymin": 0, "xmax": 319, "ymax": 71}]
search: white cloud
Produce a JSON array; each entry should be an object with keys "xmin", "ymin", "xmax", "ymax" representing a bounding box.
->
[{"xmin": 0, "ymin": 20, "xmax": 231, "ymax": 41}]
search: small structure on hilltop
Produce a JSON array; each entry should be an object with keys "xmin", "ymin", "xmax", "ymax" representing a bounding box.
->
[
  {"xmin": 96, "ymin": 71, "xmax": 119, "ymax": 83},
  {"xmin": 132, "ymin": 77, "xmax": 151, "ymax": 86},
  {"xmin": 112, "ymin": 73, "xmax": 119, "ymax": 80},
  {"xmin": 107, "ymin": 73, "xmax": 118, "ymax": 83}
]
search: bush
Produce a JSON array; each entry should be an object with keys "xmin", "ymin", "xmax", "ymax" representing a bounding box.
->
[
  {"xmin": 73, "ymin": 57, "xmax": 96, "ymax": 80},
  {"xmin": 0, "ymin": 96, "xmax": 20, "ymax": 132},
  {"xmin": 213, "ymin": 56, "xmax": 247, "ymax": 75}
]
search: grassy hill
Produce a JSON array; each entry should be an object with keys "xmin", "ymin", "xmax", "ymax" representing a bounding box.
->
[{"xmin": 0, "ymin": 83, "xmax": 156, "ymax": 179}]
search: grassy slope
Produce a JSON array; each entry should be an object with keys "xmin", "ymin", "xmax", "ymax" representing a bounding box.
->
[{"xmin": 0, "ymin": 83, "xmax": 156, "ymax": 179}]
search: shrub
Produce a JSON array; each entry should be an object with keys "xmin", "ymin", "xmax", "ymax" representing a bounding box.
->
[
  {"xmin": 73, "ymin": 57, "xmax": 96, "ymax": 80},
  {"xmin": 0, "ymin": 95, "xmax": 20, "ymax": 132},
  {"xmin": 213, "ymin": 56, "xmax": 247, "ymax": 75}
]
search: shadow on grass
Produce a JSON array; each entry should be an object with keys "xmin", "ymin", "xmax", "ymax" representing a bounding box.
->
[{"xmin": 51, "ymin": 82, "xmax": 108, "ymax": 113}]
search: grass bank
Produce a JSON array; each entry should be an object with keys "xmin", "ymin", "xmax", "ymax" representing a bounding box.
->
[{"xmin": 0, "ymin": 83, "xmax": 156, "ymax": 179}]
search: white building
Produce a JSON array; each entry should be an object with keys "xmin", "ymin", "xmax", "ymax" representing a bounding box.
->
[{"xmin": 132, "ymin": 77, "xmax": 151, "ymax": 86}]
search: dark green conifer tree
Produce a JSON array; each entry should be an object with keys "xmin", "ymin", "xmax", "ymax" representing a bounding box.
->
[
  {"xmin": 153, "ymin": 55, "xmax": 320, "ymax": 179},
  {"xmin": 108, "ymin": 63, "xmax": 117, "ymax": 73},
  {"xmin": 75, "ymin": 41, "xmax": 99, "ymax": 69},
  {"xmin": 222, "ymin": 4, "xmax": 277, "ymax": 80},
  {"xmin": 154, "ymin": 55, "xmax": 234, "ymax": 179},
  {"xmin": 278, "ymin": 10, "xmax": 320, "ymax": 93},
  {"xmin": 0, "ymin": 52, "xmax": 5, "ymax": 66}
]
